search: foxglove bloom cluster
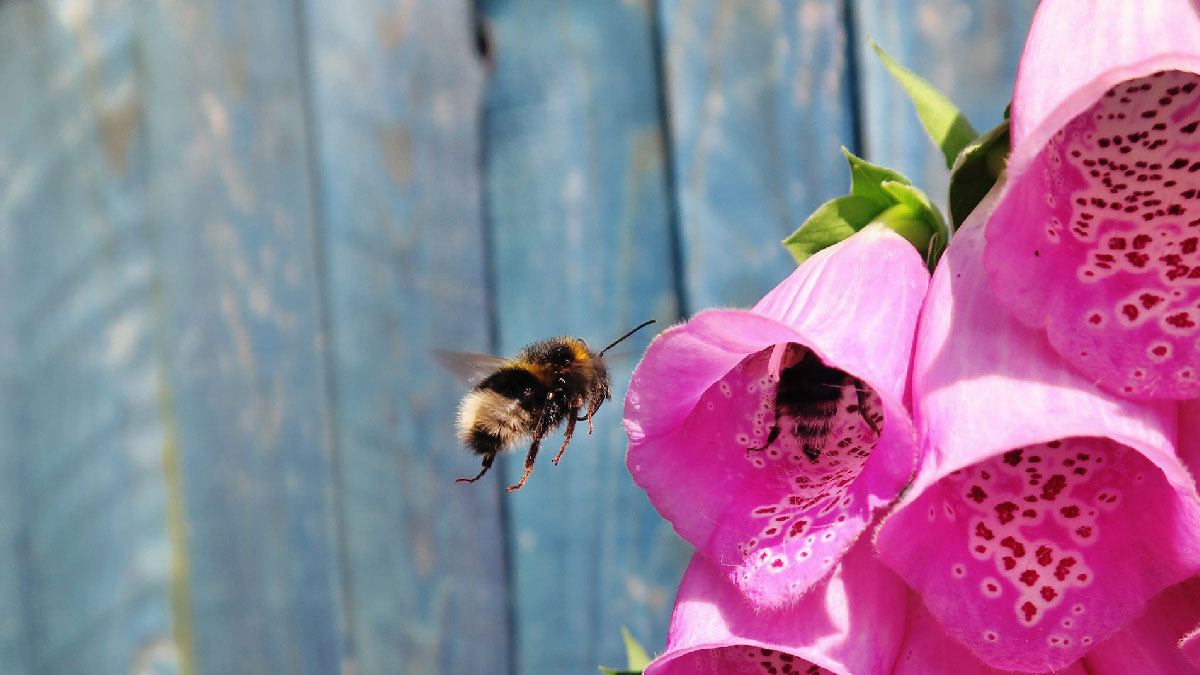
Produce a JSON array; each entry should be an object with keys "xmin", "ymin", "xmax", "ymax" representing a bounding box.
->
[
  {"xmin": 983, "ymin": 0, "xmax": 1200, "ymax": 399},
  {"xmin": 626, "ymin": 225, "xmax": 927, "ymax": 607},
  {"xmin": 626, "ymin": 0, "xmax": 1200, "ymax": 672}
]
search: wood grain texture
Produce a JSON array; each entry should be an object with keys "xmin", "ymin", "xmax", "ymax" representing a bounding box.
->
[
  {"xmin": 300, "ymin": 1, "xmax": 511, "ymax": 673},
  {"xmin": 0, "ymin": 1, "xmax": 178, "ymax": 672},
  {"xmin": 0, "ymin": 7, "xmax": 39, "ymax": 674},
  {"xmin": 136, "ymin": 1, "xmax": 346, "ymax": 673},
  {"xmin": 0, "ymin": 1, "xmax": 1045, "ymax": 673},
  {"xmin": 477, "ymin": 0, "xmax": 690, "ymax": 671},
  {"xmin": 855, "ymin": 0, "xmax": 1038, "ymax": 208},
  {"xmin": 660, "ymin": 0, "xmax": 860, "ymax": 309}
]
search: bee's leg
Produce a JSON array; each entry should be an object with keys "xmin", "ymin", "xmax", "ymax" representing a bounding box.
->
[
  {"xmin": 507, "ymin": 436, "xmax": 543, "ymax": 492},
  {"xmin": 575, "ymin": 397, "xmax": 601, "ymax": 434},
  {"xmin": 853, "ymin": 378, "xmax": 882, "ymax": 437},
  {"xmin": 747, "ymin": 424, "xmax": 781, "ymax": 452},
  {"xmin": 456, "ymin": 452, "xmax": 496, "ymax": 484},
  {"xmin": 552, "ymin": 410, "xmax": 580, "ymax": 465}
]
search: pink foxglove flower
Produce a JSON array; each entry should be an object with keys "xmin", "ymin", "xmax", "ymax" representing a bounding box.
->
[
  {"xmin": 1081, "ymin": 576, "xmax": 1200, "ymax": 673},
  {"xmin": 877, "ymin": 185, "xmax": 1200, "ymax": 672},
  {"xmin": 625, "ymin": 225, "xmax": 927, "ymax": 607},
  {"xmin": 892, "ymin": 591, "xmax": 1089, "ymax": 675},
  {"xmin": 643, "ymin": 535, "xmax": 907, "ymax": 675},
  {"xmin": 981, "ymin": 0, "xmax": 1200, "ymax": 399}
]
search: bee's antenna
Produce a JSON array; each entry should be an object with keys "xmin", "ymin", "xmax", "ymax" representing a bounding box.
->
[{"xmin": 599, "ymin": 319, "xmax": 657, "ymax": 356}]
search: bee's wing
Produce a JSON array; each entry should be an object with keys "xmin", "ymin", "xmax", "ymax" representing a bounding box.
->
[{"xmin": 432, "ymin": 350, "xmax": 512, "ymax": 386}]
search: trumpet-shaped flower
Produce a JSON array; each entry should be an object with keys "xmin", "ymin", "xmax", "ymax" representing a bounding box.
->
[
  {"xmin": 625, "ymin": 225, "xmax": 927, "ymax": 607},
  {"xmin": 877, "ymin": 185, "xmax": 1200, "ymax": 672},
  {"xmin": 643, "ymin": 535, "xmax": 908, "ymax": 675},
  {"xmin": 982, "ymin": 0, "xmax": 1200, "ymax": 399}
]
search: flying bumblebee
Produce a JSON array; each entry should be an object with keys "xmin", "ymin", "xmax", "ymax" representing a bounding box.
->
[
  {"xmin": 748, "ymin": 343, "xmax": 882, "ymax": 460},
  {"xmin": 435, "ymin": 320, "xmax": 656, "ymax": 492}
]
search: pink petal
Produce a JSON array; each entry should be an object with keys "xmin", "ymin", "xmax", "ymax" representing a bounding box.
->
[
  {"xmin": 1181, "ymin": 400, "xmax": 1200, "ymax": 475},
  {"xmin": 1184, "ymin": 618, "xmax": 1200, "ymax": 668},
  {"xmin": 644, "ymin": 535, "xmax": 907, "ymax": 675},
  {"xmin": 983, "ymin": 0, "xmax": 1200, "ymax": 399},
  {"xmin": 626, "ymin": 226, "xmax": 928, "ymax": 607},
  {"xmin": 878, "ymin": 185, "xmax": 1200, "ymax": 672},
  {"xmin": 1081, "ymin": 576, "xmax": 1200, "ymax": 673},
  {"xmin": 893, "ymin": 591, "xmax": 1089, "ymax": 675}
]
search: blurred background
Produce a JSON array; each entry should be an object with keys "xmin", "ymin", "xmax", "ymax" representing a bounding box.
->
[{"xmin": 0, "ymin": 0, "xmax": 1035, "ymax": 673}]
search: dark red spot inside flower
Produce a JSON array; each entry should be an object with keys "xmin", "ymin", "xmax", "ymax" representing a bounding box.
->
[
  {"xmin": 994, "ymin": 501, "xmax": 1018, "ymax": 525},
  {"xmin": 968, "ymin": 485, "xmax": 987, "ymax": 503},
  {"xmin": 1167, "ymin": 312, "xmax": 1196, "ymax": 329},
  {"xmin": 1183, "ymin": 237, "xmax": 1199, "ymax": 254},
  {"xmin": 1061, "ymin": 505, "xmax": 1080, "ymax": 518},
  {"xmin": 1171, "ymin": 158, "xmax": 1191, "ymax": 169},
  {"xmin": 1040, "ymin": 475, "xmax": 1067, "ymax": 501},
  {"xmin": 975, "ymin": 522, "xmax": 995, "ymax": 541},
  {"xmin": 1054, "ymin": 557, "xmax": 1077, "ymax": 581},
  {"xmin": 1003, "ymin": 449, "xmax": 1024, "ymax": 466},
  {"xmin": 1088, "ymin": 313, "xmax": 1103, "ymax": 324},
  {"xmin": 1003, "ymin": 556, "xmax": 1016, "ymax": 571},
  {"xmin": 1019, "ymin": 570, "xmax": 1040, "ymax": 586},
  {"xmin": 1041, "ymin": 586, "xmax": 1058, "ymax": 602},
  {"xmin": 1153, "ymin": 345, "xmax": 1169, "ymax": 356},
  {"xmin": 1122, "ymin": 304, "xmax": 1140, "ymax": 321},
  {"xmin": 1022, "ymin": 602, "xmax": 1038, "ymax": 622},
  {"xmin": 1036, "ymin": 545, "xmax": 1054, "ymax": 566},
  {"xmin": 1182, "ymin": 121, "xmax": 1199, "ymax": 134},
  {"xmin": 1000, "ymin": 536, "xmax": 1026, "ymax": 558},
  {"xmin": 1126, "ymin": 252, "xmax": 1149, "ymax": 267},
  {"xmin": 1075, "ymin": 525, "xmax": 1093, "ymax": 538}
]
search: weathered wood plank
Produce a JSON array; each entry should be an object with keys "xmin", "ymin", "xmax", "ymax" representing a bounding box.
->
[
  {"xmin": 660, "ymin": 0, "xmax": 860, "ymax": 309},
  {"xmin": 855, "ymin": 0, "xmax": 1038, "ymax": 206},
  {"xmin": 0, "ymin": 1, "xmax": 174, "ymax": 672},
  {"xmin": 136, "ymin": 1, "xmax": 346, "ymax": 672},
  {"xmin": 477, "ymin": 0, "xmax": 689, "ymax": 671},
  {"xmin": 0, "ymin": 7, "xmax": 38, "ymax": 673},
  {"xmin": 300, "ymin": 1, "xmax": 511, "ymax": 673}
]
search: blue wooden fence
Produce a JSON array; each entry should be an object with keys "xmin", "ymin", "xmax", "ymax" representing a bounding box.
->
[{"xmin": 0, "ymin": 1, "xmax": 1034, "ymax": 673}]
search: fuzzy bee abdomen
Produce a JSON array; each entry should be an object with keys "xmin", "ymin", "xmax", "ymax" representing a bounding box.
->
[{"xmin": 456, "ymin": 388, "xmax": 534, "ymax": 454}]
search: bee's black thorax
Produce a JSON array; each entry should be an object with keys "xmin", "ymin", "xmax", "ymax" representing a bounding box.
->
[
  {"xmin": 477, "ymin": 366, "xmax": 547, "ymax": 414},
  {"xmin": 775, "ymin": 350, "xmax": 850, "ymax": 413},
  {"xmin": 775, "ymin": 349, "xmax": 850, "ymax": 440}
]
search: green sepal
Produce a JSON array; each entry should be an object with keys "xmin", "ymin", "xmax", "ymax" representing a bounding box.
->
[
  {"xmin": 782, "ymin": 150, "xmax": 948, "ymax": 271},
  {"xmin": 948, "ymin": 116, "xmax": 1010, "ymax": 230},
  {"xmin": 782, "ymin": 194, "xmax": 880, "ymax": 265},
  {"xmin": 598, "ymin": 627, "xmax": 650, "ymax": 674},
  {"xmin": 871, "ymin": 39, "xmax": 978, "ymax": 169},
  {"xmin": 844, "ymin": 147, "xmax": 911, "ymax": 206},
  {"xmin": 879, "ymin": 182, "xmax": 949, "ymax": 268}
]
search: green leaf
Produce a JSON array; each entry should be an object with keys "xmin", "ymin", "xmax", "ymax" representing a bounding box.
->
[
  {"xmin": 947, "ymin": 117, "xmax": 1010, "ymax": 230},
  {"xmin": 621, "ymin": 627, "xmax": 651, "ymax": 670},
  {"xmin": 842, "ymin": 147, "xmax": 912, "ymax": 208},
  {"xmin": 871, "ymin": 39, "xmax": 978, "ymax": 169},
  {"xmin": 879, "ymin": 181, "xmax": 949, "ymax": 268},
  {"xmin": 599, "ymin": 627, "xmax": 650, "ymax": 674},
  {"xmin": 781, "ymin": 194, "xmax": 881, "ymax": 265}
]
